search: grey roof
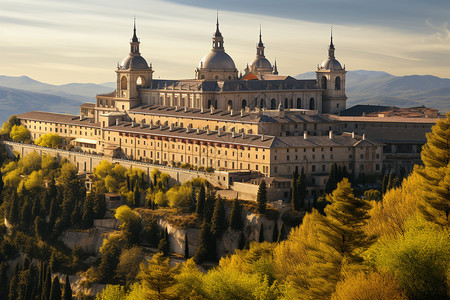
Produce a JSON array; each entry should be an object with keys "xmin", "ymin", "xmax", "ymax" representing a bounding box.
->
[
  {"xmin": 129, "ymin": 105, "xmax": 334, "ymax": 124},
  {"xmin": 16, "ymin": 111, "xmax": 100, "ymax": 128},
  {"xmin": 105, "ymin": 122, "xmax": 275, "ymax": 148},
  {"xmin": 199, "ymin": 50, "xmax": 236, "ymax": 70},
  {"xmin": 120, "ymin": 55, "xmax": 149, "ymax": 70},
  {"xmin": 251, "ymin": 57, "xmax": 272, "ymax": 70},
  {"xmin": 148, "ymin": 78, "xmax": 319, "ymax": 92},
  {"xmin": 320, "ymin": 57, "xmax": 343, "ymax": 70},
  {"xmin": 273, "ymin": 135, "xmax": 382, "ymax": 148},
  {"xmin": 339, "ymin": 105, "xmax": 392, "ymax": 116}
]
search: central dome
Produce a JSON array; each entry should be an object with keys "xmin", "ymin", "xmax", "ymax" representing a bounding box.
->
[
  {"xmin": 120, "ymin": 55, "xmax": 149, "ymax": 70},
  {"xmin": 199, "ymin": 50, "xmax": 236, "ymax": 70}
]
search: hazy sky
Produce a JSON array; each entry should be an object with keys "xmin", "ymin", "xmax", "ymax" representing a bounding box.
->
[{"xmin": 1, "ymin": 0, "xmax": 449, "ymax": 84}]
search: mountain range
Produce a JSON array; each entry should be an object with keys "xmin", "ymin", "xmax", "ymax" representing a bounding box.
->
[
  {"xmin": 296, "ymin": 70, "xmax": 450, "ymax": 112},
  {"xmin": 0, "ymin": 71, "xmax": 448, "ymax": 124}
]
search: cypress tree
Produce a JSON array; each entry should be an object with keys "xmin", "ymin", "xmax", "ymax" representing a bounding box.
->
[
  {"xmin": 81, "ymin": 192, "xmax": 94, "ymax": 229},
  {"xmin": 257, "ymin": 180, "xmax": 267, "ymax": 214},
  {"xmin": 381, "ymin": 174, "xmax": 387, "ymax": 194},
  {"xmin": 298, "ymin": 167, "xmax": 307, "ymax": 210},
  {"xmin": 0, "ymin": 263, "xmax": 8, "ymax": 299},
  {"xmin": 211, "ymin": 197, "xmax": 226, "ymax": 238},
  {"xmin": 325, "ymin": 163, "xmax": 337, "ymax": 194},
  {"xmin": 93, "ymin": 192, "xmax": 107, "ymax": 219},
  {"xmin": 184, "ymin": 233, "xmax": 189, "ymax": 259},
  {"xmin": 8, "ymin": 274, "xmax": 18, "ymax": 300},
  {"xmin": 63, "ymin": 275, "xmax": 72, "ymax": 300},
  {"xmin": 42, "ymin": 266, "xmax": 52, "ymax": 300},
  {"xmin": 126, "ymin": 175, "xmax": 131, "ymax": 191},
  {"xmin": 229, "ymin": 197, "xmax": 244, "ymax": 231},
  {"xmin": 8, "ymin": 190, "xmax": 19, "ymax": 225},
  {"xmin": 158, "ymin": 227, "xmax": 170, "ymax": 256},
  {"xmin": 0, "ymin": 170, "xmax": 3, "ymax": 205},
  {"xmin": 386, "ymin": 172, "xmax": 394, "ymax": 192},
  {"xmin": 189, "ymin": 187, "xmax": 196, "ymax": 213},
  {"xmin": 238, "ymin": 231, "xmax": 245, "ymax": 250},
  {"xmin": 49, "ymin": 276, "xmax": 61, "ymax": 300},
  {"xmin": 277, "ymin": 221, "xmax": 286, "ymax": 242},
  {"xmin": 203, "ymin": 192, "xmax": 215, "ymax": 223},
  {"xmin": 20, "ymin": 196, "xmax": 33, "ymax": 229},
  {"xmin": 133, "ymin": 184, "xmax": 141, "ymax": 207},
  {"xmin": 31, "ymin": 195, "xmax": 42, "ymax": 219},
  {"xmin": 291, "ymin": 171, "xmax": 300, "ymax": 211},
  {"xmin": 272, "ymin": 221, "xmax": 279, "ymax": 242},
  {"xmin": 196, "ymin": 184, "xmax": 205, "ymax": 218},
  {"xmin": 258, "ymin": 224, "xmax": 264, "ymax": 242},
  {"xmin": 194, "ymin": 222, "xmax": 215, "ymax": 263}
]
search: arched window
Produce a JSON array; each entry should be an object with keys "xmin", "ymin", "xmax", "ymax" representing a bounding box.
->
[
  {"xmin": 207, "ymin": 100, "xmax": 212, "ymax": 109},
  {"xmin": 297, "ymin": 98, "xmax": 301, "ymax": 108},
  {"xmin": 121, "ymin": 76, "xmax": 127, "ymax": 90},
  {"xmin": 284, "ymin": 98, "xmax": 289, "ymax": 109},
  {"xmin": 335, "ymin": 76, "xmax": 341, "ymax": 90},
  {"xmin": 214, "ymin": 100, "xmax": 218, "ymax": 109},
  {"xmin": 136, "ymin": 76, "xmax": 145, "ymax": 88},
  {"xmin": 227, "ymin": 100, "xmax": 233, "ymax": 110},
  {"xmin": 254, "ymin": 98, "xmax": 258, "ymax": 108},
  {"xmin": 309, "ymin": 98, "xmax": 315, "ymax": 110},
  {"xmin": 260, "ymin": 99, "xmax": 264, "ymax": 108},
  {"xmin": 321, "ymin": 76, "xmax": 327, "ymax": 89},
  {"xmin": 215, "ymin": 75, "xmax": 219, "ymax": 80},
  {"xmin": 241, "ymin": 99, "xmax": 247, "ymax": 109},
  {"xmin": 201, "ymin": 75, "xmax": 205, "ymax": 79},
  {"xmin": 271, "ymin": 99, "xmax": 276, "ymax": 110}
]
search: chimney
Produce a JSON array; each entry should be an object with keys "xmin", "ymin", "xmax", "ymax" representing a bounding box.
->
[
  {"xmin": 140, "ymin": 122, "xmax": 144, "ymax": 128},
  {"xmin": 175, "ymin": 105, "xmax": 178, "ymax": 111},
  {"xmin": 79, "ymin": 115, "xmax": 84, "ymax": 121},
  {"xmin": 197, "ymin": 128, "xmax": 201, "ymax": 134},
  {"xmin": 131, "ymin": 121, "xmax": 135, "ymax": 127},
  {"xmin": 206, "ymin": 129, "xmax": 210, "ymax": 135},
  {"xmin": 115, "ymin": 119, "xmax": 119, "ymax": 126},
  {"xmin": 242, "ymin": 132, "xmax": 246, "ymax": 139},
  {"xmin": 210, "ymin": 106, "xmax": 214, "ymax": 114},
  {"xmin": 362, "ymin": 112, "xmax": 366, "ymax": 117},
  {"xmin": 329, "ymin": 130, "xmax": 333, "ymax": 139},
  {"xmin": 201, "ymin": 106, "xmax": 204, "ymax": 113},
  {"xmin": 362, "ymin": 133, "xmax": 366, "ymax": 140},
  {"xmin": 232, "ymin": 131, "xmax": 236, "ymax": 138},
  {"xmin": 230, "ymin": 109, "xmax": 234, "ymax": 116},
  {"xmin": 352, "ymin": 131, "xmax": 355, "ymax": 138},
  {"xmin": 184, "ymin": 107, "xmax": 188, "ymax": 113},
  {"xmin": 261, "ymin": 134, "xmax": 265, "ymax": 141},
  {"xmin": 170, "ymin": 123, "xmax": 174, "ymax": 131},
  {"xmin": 303, "ymin": 131, "xmax": 308, "ymax": 139},
  {"xmin": 218, "ymin": 128, "xmax": 221, "ymax": 136},
  {"xmin": 241, "ymin": 108, "xmax": 244, "ymax": 117},
  {"xmin": 186, "ymin": 127, "xmax": 189, "ymax": 133}
]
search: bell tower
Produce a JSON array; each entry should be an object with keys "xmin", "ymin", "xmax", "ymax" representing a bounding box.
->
[
  {"xmin": 316, "ymin": 28, "xmax": 347, "ymax": 114},
  {"xmin": 115, "ymin": 19, "xmax": 153, "ymax": 111}
]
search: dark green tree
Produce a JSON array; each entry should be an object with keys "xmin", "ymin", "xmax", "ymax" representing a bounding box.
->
[
  {"xmin": 158, "ymin": 227, "xmax": 170, "ymax": 256},
  {"xmin": 386, "ymin": 172, "xmax": 394, "ymax": 192},
  {"xmin": 257, "ymin": 180, "xmax": 267, "ymax": 214},
  {"xmin": 325, "ymin": 163, "xmax": 337, "ymax": 194},
  {"xmin": 143, "ymin": 215, "xmax": 159, "ymax": 247},
  {"xmin": 8, "ymin": 191, "xmax": 19, "ymax": 225},
  {"xmin": 20, "ymin": 195, "xmax": 33, "ymax": 229},
  {"xmin": 298, "ymin": 167, "xmax": 307, "ymax": 210},
  {"xmin": 0, "ymin": 170, "xmax": 4, "ymax": 205},
  {"xmin": 81, "ymin": 192, "xmax": 95, "ymax": 229},
  {"xmin": 291, "ymin": 171, "xmax": 300, "ymax": 211},
  {"xmin": 0, "ymin": 263, "xmax": 8, "ymax": 299},
  {"xmin": 211, "ymin": 197, "xmax": 226, "ymax": 237},
  {"xmin": 194, "ymin": 222, "xmax": 215, "ymax": 263},
  {"xmin": 93, "ymin": 191, "xmax": 106, "ymax": 219},
  {"xmin": 272, "ymin": 221, "xmax": 279, "ymax": 242},
  {"xmin": 203, "ymin": 192, "xmax": 215, "ymax": 223},
  {"xmin": 63, "ymin": 275, "xmax": 72, "ymax": 300},
  {"xmin": 49, "ymin": 276, "xmax": 61, "ymax": 300},
  {"xmin": 184, "ymin": 233, "xmax": 189, "ymax": 259},
  {"xmin": 381, "ymin": 174, "xmax": 388, "ymax": 195},
  {"xmin": 34, "ymin": 216, "xmax": 45, "ymax": 239},
  {"xmin": 258, "ymin": 224, "xmax": 264, "ymax": 242},
  {"xmin": 8, "ymin": 273, "xmax": 18, "ymax": 300},
  {"xmin": 196, "ymin": 184, "xmax": 206, "ymax": 219},
  {"xmin": 229, "ymin": 197, "xmax": 244, "ymax": 231},
  {"xmin": 41, "ymin": 267, "xmax": 52, "ymax": 300},
  {"xmin": 31, "ymin": 195, "xmax": 42, "ymax": 219},
  {"xmin": 189, "ymin": 187, "xmax": 196, "ymax": 212},
  {"xmin": 132, "ymin": 184, "xmax": 140, "ymax": 207}
]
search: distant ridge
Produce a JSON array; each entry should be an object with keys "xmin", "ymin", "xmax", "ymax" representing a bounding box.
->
[{"xmin": 295, "ymin": 70, "xmax": 450, "ymax": 113}]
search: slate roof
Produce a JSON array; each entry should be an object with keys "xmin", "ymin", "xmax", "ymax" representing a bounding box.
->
[{"xmin": 16, "ymin": 111, "xmax": 100, "ymax": 128}]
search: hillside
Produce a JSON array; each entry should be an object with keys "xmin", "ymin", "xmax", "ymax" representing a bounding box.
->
[
  {"xmin": 296, "ymin": 70, "xmax": 450, "ymax": 112},
  {"xmin": 0, "ymin": 86, "xmax": 87, "ymax": 123}
]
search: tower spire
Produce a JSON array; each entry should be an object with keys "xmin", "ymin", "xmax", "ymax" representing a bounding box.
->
[
  {"xmin": 212, "ymin": 12, "xmax": 224, "ymax": 50},
  {"xmin": 130, "ymin": 17, "xmax": 140, "ymax": 55},
  {"xmin": 328, "ymin": 26, "xmax": 335, "ymax": 58},
  {"xmin": 258, "ymin": 23, "xmax": 263, "ymax": 46},
  {"xmin": 273, "ymin": 58, "xmax": 278, "ymax": 75},
  {"xmin": 215, "ymin": 11, "xmax": 221, "ymax": 37},
  {"xmin": 329, "ymin": 26, "xmax": 334, "ymax": 50},
  {"xmin": 132, "ymin": 17, "xmax": 139, "ymax": 43}
]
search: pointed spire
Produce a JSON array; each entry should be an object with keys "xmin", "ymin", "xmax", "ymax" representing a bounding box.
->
[
  {"xmin": 132, "ymin": 17, "xmax": 139, "ymax": 43},
  {"xmin": 215, "ymin": 11, "xmax": 222, "ymax": 37},
  {"xmin": 258, "ymin": 24, "xmax": 263, "ymax": 47},
  {"xmin": 273, "ymin": 58, "xmax": 278, "ymax": 75},
  {"xmin": 329, "ymin": 26, "xmax": 335, "ymax": 50}
]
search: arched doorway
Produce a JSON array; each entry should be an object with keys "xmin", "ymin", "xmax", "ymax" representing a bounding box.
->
[
  {"xmin": 227, "ymin": 100, "xmax": 233, "ymax": 110},
  {"xmin": 309, "ymin": 98, "xmax": 315, "ymax": 110},
  {"xmin": 284, "ymin": 98, "xmax": 289, "ymax": 109},
  {"xmin": 241, "ymin": 99, "xmax": 247, "ymax": 109},
  {"xmin": 297, "ymin": 98, "xmax": 301, "ymax": 108}
]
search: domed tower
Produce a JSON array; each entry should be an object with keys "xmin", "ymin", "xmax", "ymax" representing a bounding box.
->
[
  {"xmin": 115, "ymin": 19, "xmax": 153, "ymax": 110},
  {"xmin": 249, "ymin": 27, "xmax": 273, "ymax": 76},
  {"xmin": 316, "ymin": 29, "xmax": 347, "ymax": 114},
  {"xmin": 195, "ymin": 15, "xmax": 238, "ymax": 81}
]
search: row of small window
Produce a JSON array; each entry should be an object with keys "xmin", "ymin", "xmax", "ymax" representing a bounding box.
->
[
  {"xmin": 273, "ymin": 163, "xmax": 380, "ymax": 174},
  {"xmin": 274, "ymin": 154, "xmax": 336, "ymax": 161}
]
